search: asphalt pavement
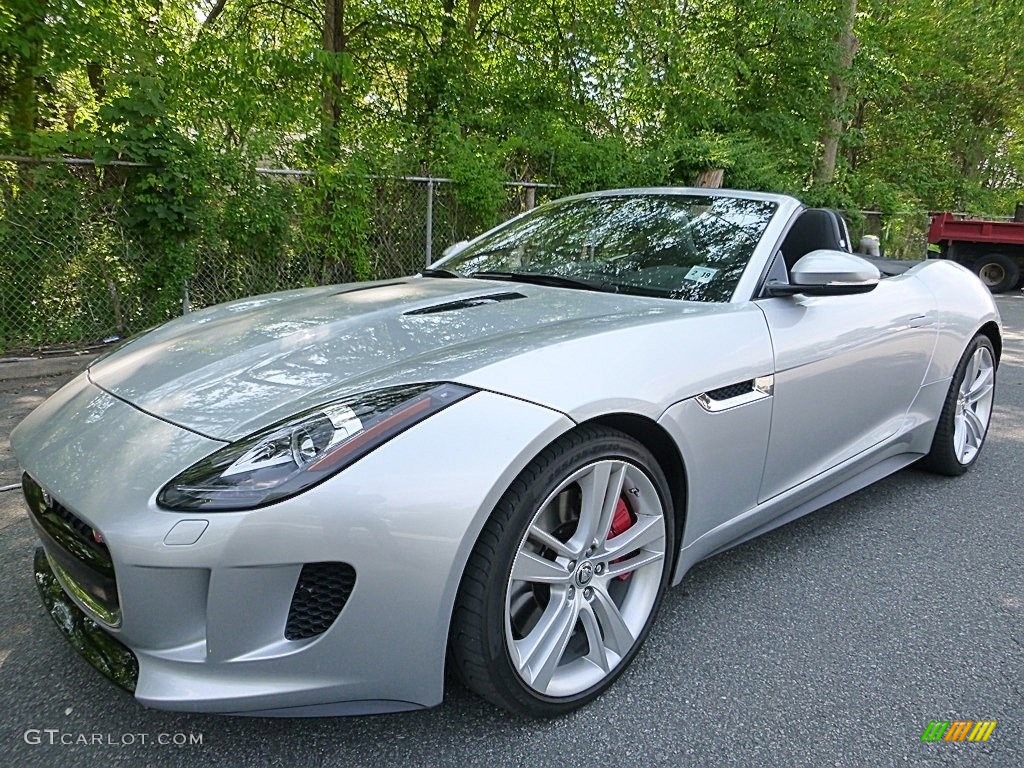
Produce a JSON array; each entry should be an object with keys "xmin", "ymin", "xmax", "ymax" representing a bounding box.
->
[{"xmin": 1, "ymin": 297, "xmax": 1021, "ymax": 767}]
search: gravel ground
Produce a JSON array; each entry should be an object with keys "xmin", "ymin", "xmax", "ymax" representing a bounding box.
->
[{"xmin": 1, "ymin": 298, "xmax": 1021, "ymax": 768}]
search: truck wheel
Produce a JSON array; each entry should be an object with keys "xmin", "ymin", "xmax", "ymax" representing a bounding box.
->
[{"xmin": 973, "ymin": 253, "xmax": 1019, "ymax": 293}]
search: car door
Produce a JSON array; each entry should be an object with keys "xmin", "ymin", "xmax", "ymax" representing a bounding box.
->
[{"xmin": 755, "ymin": 274, "xmax": 937, "ymax": 501}]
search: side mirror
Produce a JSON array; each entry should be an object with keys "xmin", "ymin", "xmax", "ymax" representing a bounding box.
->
[
  {"xmin": 442, "ymin": 240, "xmax": 470, "ymax": 259},
  {"xmin": 766, "ymin": 250, "xmax": 881, "ymax": 297}
]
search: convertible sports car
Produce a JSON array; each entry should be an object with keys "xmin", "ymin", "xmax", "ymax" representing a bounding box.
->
[{"xmin": 13, "ymin": 188, "xmax": 1001, "ymax": 717}]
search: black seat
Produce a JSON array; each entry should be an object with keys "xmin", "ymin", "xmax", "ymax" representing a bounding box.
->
[{"xmin": 780, "ymin": 208, "xmax": 852, "ymax": 271}]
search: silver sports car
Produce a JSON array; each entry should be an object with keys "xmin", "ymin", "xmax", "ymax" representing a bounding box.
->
[{"xmin": 13, "ymin": 188, "xmax": 1001, "ymax": 717}]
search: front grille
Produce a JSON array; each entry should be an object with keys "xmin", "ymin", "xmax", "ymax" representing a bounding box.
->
[
  {"xmin": 285, "ymin": 562, "xmax": 356, "ymax": 640},
  {"xmin": 23, "ymin": 473, "xmax": 120, "ymax": 625}
]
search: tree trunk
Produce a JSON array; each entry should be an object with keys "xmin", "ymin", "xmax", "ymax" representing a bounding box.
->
[
  {"xmin": 86, "ymin": 62, "xmax": 107, "ymax": 102},
  {"xmin": 10, "ymin": 1, "xmax": 47, "ymax": 150},
  {"xmin": 423, "ymin": 0, "xmax": 458, "ymax": 127},
  {"xmin": 695, "ymin": 168, "xmax": 725, "ymax": 188},
  {"xmin": 813, "ymin": 0, "xmax": 859, "ymax": 188},
  {"xmin": 322, "ymin": 0, "xmax": 347, "ymax": 148},
  {"xmin": 466, "ymin": 0, "xmax": 482, "ymax": 37}
]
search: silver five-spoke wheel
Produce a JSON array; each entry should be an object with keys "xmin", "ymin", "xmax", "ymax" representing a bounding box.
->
[
  {"xmin": 953, "ymin": 344, "xmax": 995, "ymax": 465},
  {"xmin": 504, "ymin": 459, "xmax": 667, "ymax": 697}
]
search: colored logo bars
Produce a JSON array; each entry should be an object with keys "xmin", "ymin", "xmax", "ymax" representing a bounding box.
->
[{"xmin": 921, "ymin": 720, "xmax": 997, "ymax": 742}]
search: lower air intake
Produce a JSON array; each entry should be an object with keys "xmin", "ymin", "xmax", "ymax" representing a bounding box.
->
[{"xmin": 285, "ymin": 562, "xmax": 356, "ymax": 641}]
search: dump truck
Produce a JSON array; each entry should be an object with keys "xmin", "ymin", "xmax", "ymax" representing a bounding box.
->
[{"xmin": 927, "ymin": 204, "xmax": 1024, "ymax": 293}]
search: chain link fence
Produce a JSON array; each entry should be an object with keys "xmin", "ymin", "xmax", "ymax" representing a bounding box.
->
[
  {"xmin": 0, "ymin": 157, "xmax": 555, "ymax": 354},
  {"xmin": 0, "ymin": 157, "xmax": 995, "ymax": 354}
]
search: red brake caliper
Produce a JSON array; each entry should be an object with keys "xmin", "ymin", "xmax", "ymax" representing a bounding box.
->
[{"xmin": 608, "ymin": 496, "xmax": 636, "ymax": 580}]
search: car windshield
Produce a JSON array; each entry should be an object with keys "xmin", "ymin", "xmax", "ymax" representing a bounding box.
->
[{"xmin": 437, "ymin": 193, "xmax": 777, "ymax": 302}]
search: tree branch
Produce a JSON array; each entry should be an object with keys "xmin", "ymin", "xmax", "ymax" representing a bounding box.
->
[
  {"xmin": 347, "ymin": 18, "xmax": 371, "ymax": 39},
  {"xmin": 248, "ymin": 0, "xmax": 321, "ymax": 27},
  {"xmin": 477, "ymin": 3, "xmax": 513, "ymax": 40},
  {"xmin": 203, "ymin": 0, "xmax": 228, "ymax": 27}
]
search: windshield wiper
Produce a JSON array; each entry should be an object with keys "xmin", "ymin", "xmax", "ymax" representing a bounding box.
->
[
  {"xmin": 470, "ymin": 270, "xmax": 617, "ymax": 293},
  {"xmin": 419, "ymin": 267, "xmax": 464, "ymax": 278}
]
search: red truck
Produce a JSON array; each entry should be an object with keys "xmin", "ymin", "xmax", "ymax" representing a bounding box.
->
[{"xmin": 928, "ymin": 205, "xmax": 1024, "ymax": 293}]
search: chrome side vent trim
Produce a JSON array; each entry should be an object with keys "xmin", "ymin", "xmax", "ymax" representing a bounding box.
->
[
  {"xmin": 404, "ymin": 292, "xmax": 526, "ymax": 316},
  {"xmin": 706, "ymin": 380, "xmax": 755, "ymax": 400},
  {"xmin": 696, "ymin": 375, "xmax": 774, "ymax": 412}
]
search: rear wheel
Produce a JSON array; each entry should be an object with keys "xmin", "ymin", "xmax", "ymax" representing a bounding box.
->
[
  {"xmin": 450, "ymin": 426, "xmax": 675, "ymax": 716},
  {"xmin": 919, "ymin": 335, "xmax": 996, "ymax": 475},
  {"xmin": 973, "ymin": 253, "xmax": 1019, "ymax": 293}
]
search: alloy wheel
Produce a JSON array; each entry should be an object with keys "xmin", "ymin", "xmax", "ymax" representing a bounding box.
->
[
  {"xmin": 954, "ymin": 345, "xmax": 995, "ymax": 464},
  {"xmin": 504, "ymin": 459, "xmax": 667, "ymax": 697}
]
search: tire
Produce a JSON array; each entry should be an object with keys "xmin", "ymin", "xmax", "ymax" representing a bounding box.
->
[
  {"xmin": 450, "ymin": 425, "xmax": 676, "ymax": 717},
  {"xmin": 972, "ymin": 253, "xmax": 1019, "ymax": 293},
  {"xmin": 919, "ymin": 335, "xmax": 997, "ymax": 476}
]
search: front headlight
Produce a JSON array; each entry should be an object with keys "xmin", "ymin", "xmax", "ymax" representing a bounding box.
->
[{"xmin": 157, "ymin": 382, "xmax": 475, "ymax": 511}]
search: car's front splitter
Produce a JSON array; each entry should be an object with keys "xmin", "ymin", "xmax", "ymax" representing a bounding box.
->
[{"xmin": 34, "ymin": 546, "xmax": 139, "ymax": 692}]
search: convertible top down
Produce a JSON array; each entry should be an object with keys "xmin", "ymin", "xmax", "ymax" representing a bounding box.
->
[{"xmin": 13, "ymin": 188, "xmax": 1000, "ymax": 716}]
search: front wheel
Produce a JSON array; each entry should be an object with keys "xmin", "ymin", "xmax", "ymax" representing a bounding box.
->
[
  {"xmin": 919, "ymin": 334, "xmax": 997, "ymax": 475},
  {"xmin": 450, "ymin": 426, "xmax": 675, "ymax": 716}
]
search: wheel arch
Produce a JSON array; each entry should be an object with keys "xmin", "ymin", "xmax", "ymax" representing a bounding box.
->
[
  {"xmin": 445, "ymin": 410, "xmax": 689, "ymax": 712},
  {"xmin": 977, "ymin": 320, "xmax": 1002, "ymax": 363}
]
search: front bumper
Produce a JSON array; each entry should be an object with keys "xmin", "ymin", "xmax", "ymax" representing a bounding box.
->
[{"xmin": 14, "ymin": 374, "xmax": 573, "ymax": 715}]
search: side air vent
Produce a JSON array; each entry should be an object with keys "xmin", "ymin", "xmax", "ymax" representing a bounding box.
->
[
  {"xmin": 285, "ymin": 562, "xmax": 356, "ymax": 640},
  {"xmin": 705, "ymin": 380, "xmax": 755, "ymax": 401},
  {"xmin": 404, "ymin": 292, "xmax": 526, "ymax": 316},
  {"xmin": 696, "ymin": 375, "xmax": 774, "ymax": 413}
]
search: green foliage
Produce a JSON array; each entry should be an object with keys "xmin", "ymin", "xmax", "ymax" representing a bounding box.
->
[
  {"xmin": 306, "ymin": 158, "xmax": 376, "ymax": 283},
  {"xmin": 1, "ymin": 0, "xmax": 1023, "ymax": 351},
  {"xmin": 440, "ymin": 129, "xmax": 507, "ymax": 232},
  {"xmin": 1, "ymin": 0, "xmax": 1022, "ymax": 214}
]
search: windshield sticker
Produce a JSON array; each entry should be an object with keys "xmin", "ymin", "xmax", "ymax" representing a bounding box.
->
[{"xmin": 684, "ymin": 265, "xmax": 719, "ymax": 284}]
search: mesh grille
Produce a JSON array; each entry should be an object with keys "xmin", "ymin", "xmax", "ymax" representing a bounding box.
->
[
  {"xmin": 705, "ymin": 380, "xmax": 755, "ymax": 401},
  {"xmin": 24, "ymin": 474, "xmax": 114, "ymax": 576},
  {"xmin": 285, "ymin": 562, "xmax": 356, "ymax": 641},
  {"xmin": 24, "ymin": 473, "xmax": 120, "ymax": 622}
]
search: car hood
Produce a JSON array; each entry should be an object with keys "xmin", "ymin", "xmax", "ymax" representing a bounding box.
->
[{"xmin": 88, "ymin": 277, "xmax": 731, "ymax": 441}]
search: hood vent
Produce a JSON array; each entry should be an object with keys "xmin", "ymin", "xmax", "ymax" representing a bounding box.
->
[
  {"xmin": 333, "ymin": 281, "xmax": 407, "ymax": 296},
  {"xmin": 404, "ymin": 292, "xmax": 526, "ymax": 316}
]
